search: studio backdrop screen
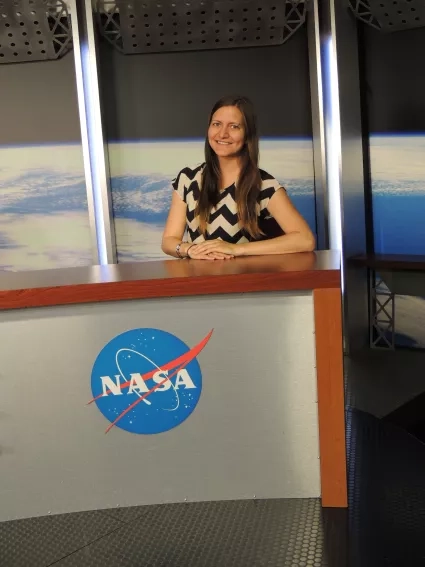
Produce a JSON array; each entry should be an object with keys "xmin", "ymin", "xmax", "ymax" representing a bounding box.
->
[{"xmin": 0, "ymin": 8, "xmax": 91, "ymax": 272}]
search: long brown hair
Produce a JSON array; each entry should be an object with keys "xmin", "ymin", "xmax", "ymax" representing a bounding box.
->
[{"xmin": 196, "ymin": 95, "xmax": 263, "ymax": 239}]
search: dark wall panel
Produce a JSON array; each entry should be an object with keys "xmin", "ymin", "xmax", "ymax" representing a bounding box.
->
[
  {"xmin": 361, "ymin": 26, "xmax": 425, "ymax": 134},
  {"xmin": 0, "ymin": 53, "xmax": 82, "ymax": 144},
  {"xmin": 100, "ymin": 30, "xmax": 312, "ymax": 141}
]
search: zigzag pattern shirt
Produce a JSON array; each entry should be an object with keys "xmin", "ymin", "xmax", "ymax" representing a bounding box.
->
[{"xmin": 172, "ymin": 163, "xmax": 284, "ymax": 244}]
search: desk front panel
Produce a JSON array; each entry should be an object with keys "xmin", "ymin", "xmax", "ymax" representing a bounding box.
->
[{"xmin": 0, "ymin": 291, "xmax": 319, "ymax": 521}]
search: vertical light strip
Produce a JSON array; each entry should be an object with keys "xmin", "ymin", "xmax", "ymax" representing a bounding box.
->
[
  {"xmin": 80, "ymin": 40, "xmax": 109, "ymax": 266},
  {"xmin": 321, "ymin": 29, "xmax": 345, "ymax": 291},
  {"xmin": 322, "ymin": 36, "xmax": 343, "ymax": 254},
  {"xmin": 70, "ymin": 0, "xmax": 116, "ymax": 265},
  {"xmin": 70, "ymin": 0, "xmax": 99, "ymax": 264},
  {"xmin": 307, "ymin": 0, "xmax": 329, "ymax": 250}
]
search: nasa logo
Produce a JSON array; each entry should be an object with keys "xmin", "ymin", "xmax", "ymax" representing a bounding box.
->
[{"xmin": 89, "ymin": 328, "xmax": 212, "ymax": 435}]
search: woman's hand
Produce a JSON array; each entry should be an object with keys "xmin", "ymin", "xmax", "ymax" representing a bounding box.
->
[
  {"xmin": 187, "ymin": 241, "xmax": 235, "ymax": 260},
  {"xmin": 191, "ymin": 240, "xmax": 238, "ymax": 258}
]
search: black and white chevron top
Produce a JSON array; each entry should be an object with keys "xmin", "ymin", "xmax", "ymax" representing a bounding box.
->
[{"xmin": 172, "ymin": 163, "xmax": 284, "ymax": 243}]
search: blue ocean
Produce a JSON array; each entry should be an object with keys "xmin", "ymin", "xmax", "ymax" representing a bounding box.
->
[{"xmin": 110, "ymin": 175, "xmax": 317, "ymax": 231}]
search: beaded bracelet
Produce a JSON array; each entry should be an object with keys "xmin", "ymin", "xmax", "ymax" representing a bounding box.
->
[
  {"xmin": 176, "ymin": 242, "xmax": 185, "ymax": 259},
  {"xmin": 176, "ymin": 242, "xmax": 195, "ymax": 259}
]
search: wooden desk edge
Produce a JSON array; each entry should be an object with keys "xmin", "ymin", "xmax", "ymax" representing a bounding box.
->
[
  {"xmin": 0, "ymin": 270, "xmax": 341, "ymax": 311},
  {"xmin": 314, "ymin": 287, "xmax": 347, "ymax": 508}
]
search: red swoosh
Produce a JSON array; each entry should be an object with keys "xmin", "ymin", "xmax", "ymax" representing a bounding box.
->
[{"xmin": 89, "ymin": 330, "xmax": 213, "ymax": 433}]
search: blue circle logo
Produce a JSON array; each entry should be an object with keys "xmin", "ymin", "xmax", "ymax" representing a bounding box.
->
[{"xmin": 90, "ymin": 328, "xmax": 212, "ymax": 435}]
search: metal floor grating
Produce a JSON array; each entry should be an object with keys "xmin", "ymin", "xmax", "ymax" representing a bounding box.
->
[
  {"xmin": 1, "ymin": 498, "xmax": 330, "ymax": 567},
  {"xmin": 2, "ymin": 408, "xmax": 425, "ymax": 566}
]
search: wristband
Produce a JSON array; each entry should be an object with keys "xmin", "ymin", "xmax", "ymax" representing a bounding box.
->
[{"xmin": 186, "ymin": 244, "xmax": 196, "ymax": 259}]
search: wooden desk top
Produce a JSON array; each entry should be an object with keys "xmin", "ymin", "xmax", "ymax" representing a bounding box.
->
[{"xmin": 0, "ymin": 250, "xmax": 340, "ymax": 311}]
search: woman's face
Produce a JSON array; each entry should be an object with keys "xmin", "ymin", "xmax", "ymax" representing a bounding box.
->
[{"xmin": 208, "ymin": 105, "xmax": 245, "ymax": 158}]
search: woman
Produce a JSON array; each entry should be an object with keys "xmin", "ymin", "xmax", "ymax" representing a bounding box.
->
[{"xmin": 162, "ymin": 95, "xmax": 315, "ymax": 261}]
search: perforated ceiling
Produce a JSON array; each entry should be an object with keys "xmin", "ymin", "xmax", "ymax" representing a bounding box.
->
[
  {"xmin": 96, "ymin": 0, "xmax": 309, "ymax": 54},
  {"xmin": 348, "ymin": 0, "xmax": 425, "ymax": 32},
  {"xmin": 0, "ymin": 0, "xmax": 72, "ymax": 64}
]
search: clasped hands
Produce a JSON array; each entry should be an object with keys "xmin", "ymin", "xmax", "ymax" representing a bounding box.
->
[{"xmin": 187, "ymin": 239, "xmax": 237, "ymax": 260}]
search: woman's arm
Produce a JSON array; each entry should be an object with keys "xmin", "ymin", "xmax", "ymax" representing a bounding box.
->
[
  {"xmin": 161, "ymin": 191, "xmax": 191, "ymax": 258},
  {"xmin": 237, "ymin": 187, "xmax": 316, "ymax": 255},
  {"xmin": 161, "ymin": 192, "xmax": 233, "ymax": 260},
  {"xmin": 194, "ymin": 188, "xmax": 316, "ymax": 257}
]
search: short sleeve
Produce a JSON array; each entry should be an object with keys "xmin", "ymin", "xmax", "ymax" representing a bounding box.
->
[
  {"xmin": 258, "ymin": 171, "xmax": 284, "ymax": 214},
  {"xmin": 171, "ymin": 169, "xmax": 187, "ymax": 202}
]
